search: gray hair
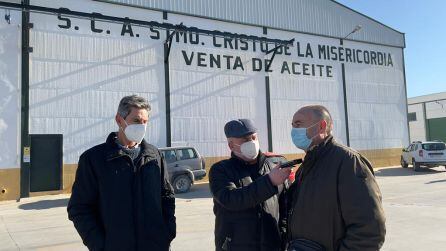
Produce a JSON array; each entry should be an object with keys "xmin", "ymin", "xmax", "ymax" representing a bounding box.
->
[
  {"xmin": 301, "ymin": 105, "xmax": 333, "ymax": 135},
  {"xmin": 117, "ymin": 95, "xmax": 151, "ymax": 118}
]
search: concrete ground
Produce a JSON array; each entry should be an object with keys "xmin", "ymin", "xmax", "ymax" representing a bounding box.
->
[{"xmin": 0, "ymin": 165, "xmax": 445, "ymax": 251}]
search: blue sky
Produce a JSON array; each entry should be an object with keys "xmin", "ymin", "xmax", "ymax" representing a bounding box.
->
[{"xmin": 336, "ymin": 0, "xmax": 446, "ymax": 98}]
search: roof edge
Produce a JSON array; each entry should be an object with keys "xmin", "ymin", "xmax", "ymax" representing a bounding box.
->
[
  {"xmin": 408, "ymin": 92, "xmax": 446, "ymax": 105},
  {"xmin": 93, "ymin": 0, "xmax": 405, "ymax": 48}
]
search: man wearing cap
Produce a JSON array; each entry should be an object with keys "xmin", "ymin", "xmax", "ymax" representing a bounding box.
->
[{"xmin": 209, "ymin": 119, "xmax": 292, "ymax": 251}]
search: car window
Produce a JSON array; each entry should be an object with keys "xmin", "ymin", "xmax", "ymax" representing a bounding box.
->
[
  {"xmin": 177, "ymin": 148, "xmax": 197, "ymax": 160},
  {"xmin": 408, "ymin": 145, "xmax": 414, "ymax": 151},
  {"xmin": 162, "ymin": 150, "xmax": 177, "ymax": 163},
  {"xmin": 422, "ymin": 143, "xmax": 446, "ymax": 151},
  {"xmin": 414, "ymin": 144, "xmax": 418, "ymax": 151}
]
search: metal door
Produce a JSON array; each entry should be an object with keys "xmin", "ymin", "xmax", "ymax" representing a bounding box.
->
[{"xmin": 30, "ymin": 134, "xmax": 63, "ymax": 192}]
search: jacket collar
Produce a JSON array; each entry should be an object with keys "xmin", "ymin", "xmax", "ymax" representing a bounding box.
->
[
  {"xmin": 305, "ymin": 135, "xmax": 334, "ymax": 160},
  {"xmin": 105, "ymin": 132, "xmax": 158, "ymax": 161},
  {"xmin": 299, "ymin": 135, "xmax": 334, "ymax": 179}
]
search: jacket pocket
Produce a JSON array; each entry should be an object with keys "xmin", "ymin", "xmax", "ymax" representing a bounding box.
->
[{"xmin": 230, "ymin": 219, "xmax": 258, "ymax": 247}]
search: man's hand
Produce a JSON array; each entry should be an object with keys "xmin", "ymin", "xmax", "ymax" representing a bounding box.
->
[{"xmin": 268, "ymin": 164, "xmax": 292, "ymax": 186}]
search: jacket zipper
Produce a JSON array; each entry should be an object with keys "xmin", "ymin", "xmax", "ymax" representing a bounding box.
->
[
  {"xmin": 287, "ymin": 171, "xmax": 303, "ymax": 242},
  {"xmin": 129, "ymin": 157, "xmax": 140, "ymax": 249},
  {"xmin": 287, "ymin": 207, "xmax": 294, "ymax": 241},
  {"xmin": 108, "ymin": 153, "xmax": 140, "ymax": 248}
]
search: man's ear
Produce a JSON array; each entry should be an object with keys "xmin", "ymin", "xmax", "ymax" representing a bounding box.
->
[
  {"xmin": 115, "ymin": 114, "xmax": 124, "ymax": 129},
  {"xmin": 227, "ymin": 139, "xmax": 234, "ymax": 151},
  {"xmin": 320, "ymin": 120, "xmax": 328, "ymax": 134}
]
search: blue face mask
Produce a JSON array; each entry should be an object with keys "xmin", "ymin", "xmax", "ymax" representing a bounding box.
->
[{"xmin": 291, "ymin": 122, "xmax": 320, "ymax": 151}]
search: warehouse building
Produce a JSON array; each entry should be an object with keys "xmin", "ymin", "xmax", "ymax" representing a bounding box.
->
[
  {"xmin": 408, "ymin": 92, "xmax": 446, "ymax": 144},
  {"xmin": 0, "ymin": 0, "xmax": 408, "ymax": 201}
]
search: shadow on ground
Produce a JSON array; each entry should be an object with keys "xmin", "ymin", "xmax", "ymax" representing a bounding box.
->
[
  {"xmin": 18, "ymin": 198, "xmax": 69, "ymax": 210},
  {"xmin": 376, "ymin": 166, "xmax": 445, "ymax": 177},
  {"xmin": 425, "ymin": 179, "xmax": 446, "ymax": 184},
  {"xmin": 176, "ymin": 183, "xmax": 212, "ymax": 199}
]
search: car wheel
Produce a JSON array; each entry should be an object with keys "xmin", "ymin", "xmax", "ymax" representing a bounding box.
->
[
  {"xmin": 173, "ymin": 175, "xmax": 192, "ymax": 193},
  {"xmin": 401, "ymin": 157, "xmax": 408, "ymax": 168},
  {"xmin": 413, "ymin": 159, "xmax": 420, "ymax": 172}
]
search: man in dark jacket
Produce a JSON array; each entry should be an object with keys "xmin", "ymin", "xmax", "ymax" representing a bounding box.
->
[
  {"xmin": 209, "ymin": 119, "xmax": 292, "ymax": 251},
  {"xmin": 286, "ymin": 105, "xmax": 386, "ymax": 251},
  {"xmin": 67, "ymin": 95, "xmax": 176, "ymax": 251}
]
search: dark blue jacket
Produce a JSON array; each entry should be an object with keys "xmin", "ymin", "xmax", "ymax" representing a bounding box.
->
[
  {"xmin": 209, "ymin": 152, "xmax": 286, "ymax": 251},
  {"xmin": 68, "ymin": 132, "xmax": 176, "ymax": 251}
]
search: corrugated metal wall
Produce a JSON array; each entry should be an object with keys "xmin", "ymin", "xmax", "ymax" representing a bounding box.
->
[
  {"xmin": 19, "ymin": 0, "xmax": 409, "ymax": 163},
  {"xmin": 408, "ymin": 104, "xmax": 426, "ymax": 141},
  {"xmin": 266, "ymin": 29, "xmax": 348, "ymax": 154},
  {"xmin": 0, "ymin": 9, "xmax": 21, "ymax": 169},
  {"xmin": 408, "ymin": 93, "xmax": 446, "ymax": 142},
  {"xmin": 96, "ymin": 0, "xmax": 405, "ymax": 48},
  {"xmin": 344, "ymin": 40, "xmax": 408, "ymax": 150},
  {"xmin": 426, "ymin": 100, "xmax": 446, "ymax": 119},
  {"xmin": 408, "ymin": 96, "xmax": 446, "ymax": 141},
  {"xmin": 167, "ymin": 13, "xmax": 270, "ymax": 157},
  {"xmin": 29, "ymin": 0, "xmax": 166, "ymax": 163}
]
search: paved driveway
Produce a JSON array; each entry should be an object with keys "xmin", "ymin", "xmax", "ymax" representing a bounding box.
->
[{"xmin": 1, "ymin": 166, "xmax": 445, "ymax": 250}]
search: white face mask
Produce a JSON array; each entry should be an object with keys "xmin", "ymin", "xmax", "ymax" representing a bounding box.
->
[
  {"xmin": 123, "ymin": 120, "xmax": 147, "ymax": 144},
  {"xmin": 235, "ymin": 140, "xmax": 260, "ymax": 160}
]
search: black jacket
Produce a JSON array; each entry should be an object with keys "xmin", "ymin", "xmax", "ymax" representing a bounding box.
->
[
  {"xmin": 209, "ymin": 152, "xmax": 286, "ymax": 251},
  {"xmin": 67, "ymin": 132, "xmax": 176, "ymax": 251},
  {"xmin": 287, "ymin": 136, "xmax": 386, "ymax": 251}
]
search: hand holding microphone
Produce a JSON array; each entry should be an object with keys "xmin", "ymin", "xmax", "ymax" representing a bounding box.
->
[{"xmin": 268, "ymin": 159, "xmax": 302, "ymax": 186}]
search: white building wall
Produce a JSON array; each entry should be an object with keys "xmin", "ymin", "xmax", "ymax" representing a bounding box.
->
[
  {"xmin": 14, "ymin": 0, "xmax": 409, "ymax": 164},
  {"xmin": 0, "ymin": 9, "xmax": 21, "ymax": 169},
  {"xmin": 344, "ymin": 41, "xmax": 408, "ymax": 150},
  {"xmin": 267, "ymin": 30, "xmax": 347, "ymax": 155},
  {"xmin": 425, "ymin": 100, "xmax": 446, "ymax": 119},
  {"xmin": 29, "ymin": 0, "xmax": 166, "ymax": 164},
  {"xmin": 167, "ymin": 13, "xmax": 269, "ymax": 157},
  {"xmin": 408, "ymin": 103, "xmax": 426, "ymax": 142}
]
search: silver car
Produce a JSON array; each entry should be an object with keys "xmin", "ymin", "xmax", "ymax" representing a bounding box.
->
[{"xmin": 160, "ymin": 147, "xmax": 206, "ymax": 193}]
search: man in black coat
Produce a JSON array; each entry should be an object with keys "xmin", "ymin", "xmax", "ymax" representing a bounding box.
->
[
  {"xmin": 67, "ymin": 95, "xmax": 176, "ymax": 251},
  {"xmin": 209, "ymin": 119, "xmax": 292, "ymax": 251}
]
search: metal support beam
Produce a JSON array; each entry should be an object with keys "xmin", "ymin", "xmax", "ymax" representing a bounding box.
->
[
  {"xmin": 265, "ymin": 76, "xmax": 273, "ymax": 152},
  {"xmin": 341, "ymin": 63, "xmax": 350, "ymax": 147},
  {"xmin": 263, "ymin": 27, "xmax": 273, "ymax": 152},
  {"xmin": 19, "ymin": 0, "xmax": 31, "ymax": 199},
  {"xmin": 164, "ymin": 41, "xmax": 172, "ymax": 147},
  {"xmin": 340, "ymin": 39, "xmax": 350, "ymax": 146},
  {"xmin": 164, "ymin": 22, "xmax": 184, "ymax": 63}
]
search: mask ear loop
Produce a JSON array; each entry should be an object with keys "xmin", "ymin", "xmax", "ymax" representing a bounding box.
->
[
  {"xmin": 307, "ymin": 120, "xmax": 324, "ymax": 141},
  {"xmin": 120, "ymin": 117, "xmax": 129, "ymax": 132},
  {"xmin": 231, "ymin": 143, "xmax": 242, "ymax": 157}
]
